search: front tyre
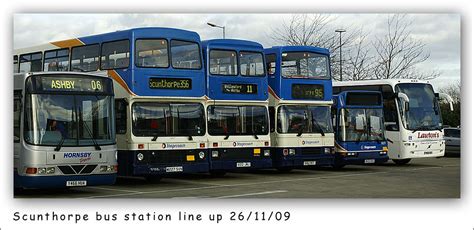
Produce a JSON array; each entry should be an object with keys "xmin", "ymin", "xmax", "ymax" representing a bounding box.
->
[
  {"xmin": 276, "ymin": 167, "xmax": 293, "ymax": 173},
  {"xmin": 392, "ymin": 159, "xmax": 411, "ymax": 165},
  {"xmin": 210, "ymin": 170, "xmax": 227, "ymax": 177}
]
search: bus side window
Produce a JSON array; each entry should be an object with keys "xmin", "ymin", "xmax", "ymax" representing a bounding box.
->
[
  {"xmin": 115, "ymin": 99, "xmax": 128, "ymax": 134},
  {"xmin": 14, "ymin": 91, "xmax": 21, "ymax": 142},
  {"xmin": 265, "ymin": 54, "xmax": 276, "ymax": 77},
  {"xmin": 269, "ymin": 106, "xmax": 275, "ymax": 132},
  {"xmin": 19, "ymin": 52, "xmax": 43, "ymax": 73},
  {"xmin": 44, "ymin": 48, "xmax": 70, "ymax": 71},
  {"xmin": 71, "ymin": 44, "xmax": 100, "ymax": 72},
  {"xmin": 13, "ymin": 55, "xmax": 19, "ymax": 73}
]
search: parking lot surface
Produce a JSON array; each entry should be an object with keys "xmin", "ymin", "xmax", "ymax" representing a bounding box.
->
[{"xmin": 16, "ymin": 157, "xmax": 460, "ymax": 198}]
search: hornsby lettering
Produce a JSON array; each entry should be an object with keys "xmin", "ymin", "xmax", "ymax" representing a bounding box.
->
[
  {"xmin": 417, "ymin": 132, "xmax": 440, "ymax": 139},
  {"xmin": 63, "ymin": 152, "xmax": 92, "ymax": 158},
  {"xmin": 51, "ymin": 80, "xmax": 75, "ymax": 89}
]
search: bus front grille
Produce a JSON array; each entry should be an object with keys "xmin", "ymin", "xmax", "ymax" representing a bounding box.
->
[{"xmin": 58, "ymin": 165, "xmax": 98, "ymax": 175}]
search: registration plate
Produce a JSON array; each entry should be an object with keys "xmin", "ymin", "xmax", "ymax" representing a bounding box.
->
[
  {"xmin": 424, "ymin": 151, "xmax": 433, "ymax": 155},
  {"xmin": 303, "ymin": 161, "xmax": 317, "ymax": 166},
  {"xmin": 236, "ymin": 162, "xmax": 251, "ymax": 168},
  {"xmin": 165, "ymin": 166, "xmax": 183, "ymax": 173},
  {"xmin": 66, "ymin": 180, "xmax": 87, "ymax": 187},
  {"xmin": 364, "ymin": 159, "xmax": 376, "ymax": 164}
]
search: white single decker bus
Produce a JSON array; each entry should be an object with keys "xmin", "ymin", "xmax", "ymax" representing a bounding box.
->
[{"xmin": 333, "ymin": 79, "xmax": 454, "ymax": 165}]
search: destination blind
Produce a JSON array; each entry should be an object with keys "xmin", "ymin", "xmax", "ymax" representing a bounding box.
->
[
  {"xmin": 291, "ymin": 84, "xmax": 324, "ymax": 99},
  {"xmin": 149, "ymin": 78, "xmax": 192, "ymax": 90},
  {"xmin": 40, "ymin": 76, "xmax": 106, "ymax": 93},
  {"xmin": 222, "ymin": 83, "xmax": 257, "ymax": 94}
]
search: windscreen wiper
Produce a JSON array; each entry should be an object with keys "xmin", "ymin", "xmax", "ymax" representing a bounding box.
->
[
  {"xmin": 297, "ymin": 126, "xmax": 304, "ymax": 137},
  {"xmin": 224, "ymin": 133, "xmax": 230, "ymax": 140},
  {"xmin": 54, "ymin": 135, "xmax": 66, "ymax": 152},
  {"xmin": 411, "ymin": 125, "xmax": 429, "ymax": 133},
  {"xmin": 313, "ymin": 122, "xmax": 326, "ymax": 136},
  {"xmin": 151, "ymin": 134, "xmax": 159, "ymax": 141},
  {"xmin": 82, "ymin": 120, "xmax": 101, "ymax": 150}
]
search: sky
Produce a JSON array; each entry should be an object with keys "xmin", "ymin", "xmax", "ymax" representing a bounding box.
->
[{"xmin": 13, "ymin": 13, "xmax": 461, "ymax": 90}]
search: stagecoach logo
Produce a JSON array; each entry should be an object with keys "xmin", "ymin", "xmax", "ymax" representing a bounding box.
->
[
  {"xmin": 162, "ymin": 143, "xmax": 186, "ymax": 149},
  {"xmin": 361, "ymin": 145, "xmax": 377, "ymax": 150},
  {"xmin": 302, "ymin": 140, "xmax": 320, "ymax": 145},
  {"xmin": 233, "ymin": 142, "xmax": 254, "ymax": 147},
  {"xmin": 417, "ymin": 132, "xmax": 440, "ymax": 139}
]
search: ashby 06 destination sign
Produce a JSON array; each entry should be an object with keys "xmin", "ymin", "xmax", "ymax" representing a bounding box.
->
[
  {"xmin": 40, "ymin": 76, "xmax": 106, "ymax": 92},
  {"xmin": 149, "ymin": 77, "xmax": 192, "ymax": 90}
]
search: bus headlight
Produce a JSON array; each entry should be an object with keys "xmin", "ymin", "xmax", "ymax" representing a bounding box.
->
[
  {"xmin": 137, "ymin": 153, "xmax": 144, "ymax": 161},
  {"xmin": 46, "ymin": 167, "xmax": 55, "ymax": 174},
  {"xmin": 211, "ymin": 150, "xmax": 219, "ymax": 158},
  {"xmin": 100, "ymin": 165, "xmax": 116, "ymax": 172},
  {"xmin": 263, "ymin": 149, "xmax": 270, "ymax": 157},
  {"xmin": 324, "ymin": 148, "xmax": 331, "ymax": 154},
  {"xmin": 198, "ymin": 151, "xmax": 205, "ymax": 159},
  {"xmin": 347, "ymin": 152, "xmax": 357, "ymax": 157},
  {"xmin": 289, "ymin": 149, "xmax": 296, "ymax": 155},
  {"xmin": 38, "ymin": 168, "xmax": 47, "ymax": 174}
]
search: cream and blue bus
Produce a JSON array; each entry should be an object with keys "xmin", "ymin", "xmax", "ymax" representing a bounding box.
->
[
  {"xmin": 202, "ymin": 39, "xmax": 271, "ymax": 175},
  {"xmin": 265, "ymin": 46, "xmax": 335, "ymax": 171}
]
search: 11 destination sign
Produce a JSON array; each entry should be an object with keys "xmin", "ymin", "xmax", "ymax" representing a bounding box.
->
[{"xmin": 222, "ymin": 83, "xmax": 257, "ymax": 94}]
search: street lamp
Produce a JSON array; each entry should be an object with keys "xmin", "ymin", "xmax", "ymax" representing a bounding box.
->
[
  {"xmin": 335, "ymin": 29, "xmax": 346, "ymax": 81},
  {"xmin": 207, "ymin": 22, "xmax": 226, "ymax": 39}
]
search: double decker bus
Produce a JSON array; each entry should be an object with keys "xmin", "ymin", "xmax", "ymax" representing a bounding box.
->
[
  {"xmin": 265, "ymin": 46, "xmax": 335, "ymax": 171},
  {"xmin": 332, "ymin": 91, "xmax": 389, "ymax": 168},
  {"xmin": 14, "ymin": 27, "xmax": 209, "ymax": 181},
  {"xmin": 333, "ymin": 79, "xmax": 454, "ymax": 165},
  {"xmin": 202, "ymin": 39, "xmax": 271, "ymax": 175},
  {"xmin": 14, "ymin": 72, "xmax": 117, "ymax": 189}
]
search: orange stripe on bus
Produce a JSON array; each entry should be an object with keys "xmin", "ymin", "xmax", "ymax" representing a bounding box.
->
[
  {"xmin": 268, "ymin": 86, "xmax": 280, "ymax": 100},
  {"xmin": 51, "ymin": 38, "xmax": 84, "ymax": 48},
  {"xmin": 107, "ymin": 70, "xmax": 136, "ymax": 96}
]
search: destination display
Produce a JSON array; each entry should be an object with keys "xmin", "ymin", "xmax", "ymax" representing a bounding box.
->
[
  {"xmin": 346, "ymin": 92, "xmax": 382, "ymax": 106},
  {"xmin": 149, "ymin": 77, "xmax": 192, "ymax": 90},
  {"xmin": 40, "ymin": 76, "xmax": 106, "ymax": 92},
  {"xmin": 222, "ymin": 83, "xmax": 258, "ymax": 94},
  {"xmin": 291, "ymin": 84, "xmax": 324, "ymax": 99}
]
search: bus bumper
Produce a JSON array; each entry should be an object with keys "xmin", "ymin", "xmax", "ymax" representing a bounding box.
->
[
  {"xmin": 271, "ymin": 147, "xmax": 335, "ymax": 168},
  {"xmin": 208, "ymin": 147, "xmax": 272, "ymax": 170},
  {"xmin": 335, "ymin": 152, "xmax": 389, "ymax": 166},
  {"xmin": 14, "ymin": 172, "xmax": 116, "ymax": 189},
  {"xmin": 131, "ymin": 162, "xmax": 210, "ymax": 176}
]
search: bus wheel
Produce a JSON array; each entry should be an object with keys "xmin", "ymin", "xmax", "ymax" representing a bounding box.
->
[
  {"xmin": 392, "ymin": 159, "xmax": 411, "ymax": 165},
  {"xmin": 145, "ymin": 176, "xmax": 162, "ymax": 183},
  {"xmin": 210, "ymin": 170, "xmax": 226, "ymax": 177},
  {"xmin": 276, "ymin": 167, "xmax": 293, "ymax": 173}
]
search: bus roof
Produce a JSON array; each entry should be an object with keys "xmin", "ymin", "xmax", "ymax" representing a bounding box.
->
[
  {"xmin": 333, "ymin": 79, "xmax": 431, "ymax": 88},
  {"xmin": 14, "ymin": 27, "xmax": 201, "ymax": 54},
  {"xmin": 265, "ymin": 46, "xmax": 330, "ymax": 55},
  {"xmin": 202, "ymin": 39, "xmax": 264, "ymax": 51}
]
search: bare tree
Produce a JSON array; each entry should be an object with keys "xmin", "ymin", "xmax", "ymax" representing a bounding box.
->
[
  {"xmin": 438, "ymin": 80, "xmax": 461, "ymax": 103},
  {"xmin": 372, "ymin": 14, "xmax": 439, "ymax": 80},
  {"xmin": 270, "ymin": 14, "xmax": 369, "ymax": 81},
  {"xmin": 343, "ymin": 31, "xmax": 375, "ymax": 80}
]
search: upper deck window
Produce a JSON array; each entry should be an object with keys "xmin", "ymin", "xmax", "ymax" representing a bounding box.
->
[
  {"xmin": 240, "ymin": 51, "xmax": 265, "ymax": 77},
  {"xmin": 71, "ymin": 44, "xmax": 100, "ymax": 72},
  {"xmin": 281, "ymin": 52, "xmax": 329, "ymax": 79},
  {"xmin": 265, "ymin": 54, "xmax": 276, "ymax": 76},
  {"xmin": 171, "ymin": 40, "xmax": 201, "ymax": 69},
  {"xmin": 135, "ymin": 39, "xmax": 168, "ymax": 68},
  {"xmin": 19, "ymin": 52, "xmax": 43, "ymax": 73},
  {"xmin": 101, "ymin": 40, "xmax": 130, "ymax": 70},
  {"xmin": 44, "ymin": 48, "xmax": 69, "ymax": 71},
  {"xmin": 209, "ymin": 50, "xmax": 238, "ymax": 76}
]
